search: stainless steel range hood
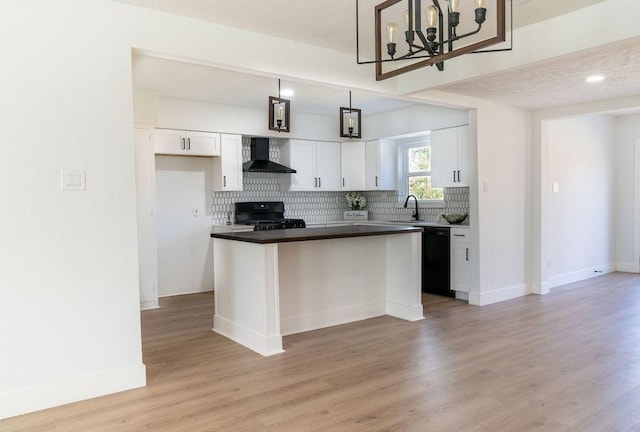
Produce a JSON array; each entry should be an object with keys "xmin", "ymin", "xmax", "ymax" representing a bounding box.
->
[{"xmin": 242, "ymin": 137, "xmax": 296, "ymax": 173}]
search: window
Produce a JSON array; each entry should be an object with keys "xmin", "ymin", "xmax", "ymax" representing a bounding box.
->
[{"xmin": 398, "ymin": 137, "xmax": 444, "ymax": 204}]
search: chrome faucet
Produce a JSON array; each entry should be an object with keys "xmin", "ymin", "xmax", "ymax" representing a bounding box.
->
[{"xmin": 403, "ymin": 195, "xmax": 420, "ymax": 221}]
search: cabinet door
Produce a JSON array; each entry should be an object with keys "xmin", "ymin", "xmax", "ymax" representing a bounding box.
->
[
  {"xmin": 213, "ymin": 134, "xmax": 243, "ymax": 191},
  {"xmin": 154, "ymin": 129, "xmax": 187, "ymax": 155},
  {"xmin": 430, "ymin": 128, "xmax": 459, "ymax": 188},
  {"xmin": 186, "ymin": 131, "xmax": 220, "ymax": 156},
  {"xmin": 455, "ymin": 126, "xmax": 469, "ymax": 186},
  {"xmin": 287, "ymin": 140, "xmax": 317, "ymax": 191},
  {"xmin": 366, "ymin": 139, "xmax": 397, "ymax": 190},
  {"xmin": 341, "ymin": 141, "xmax": 366, "ymax": 190},
  {"xmin": 365, "ymin": 140, "xmax": 380, "ymax": 190},
  {"xmin": 316, "ymin": 141, "xmax": 341, "ymax": 191},
  {"xmin": 154, "ymin": 129, "xmax": 221, "ymax": 156},
  {"xmin": 451, "ymin": 230, "xmax": 471, "ymax": 293}
]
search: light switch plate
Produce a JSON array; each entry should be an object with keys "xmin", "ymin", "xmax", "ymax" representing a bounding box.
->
[{"xmin": 60, "ymin": 169, "xmax": 86, "ymax": 191}]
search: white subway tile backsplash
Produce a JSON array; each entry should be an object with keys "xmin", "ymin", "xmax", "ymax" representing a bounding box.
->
[{"xmin": 211, "ymin": 138, "xmax": 469, "ymax": 224}]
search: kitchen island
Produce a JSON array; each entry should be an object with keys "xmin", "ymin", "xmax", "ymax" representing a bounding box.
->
[{"xmin": 210, "ymin": 225, "xmax": 424, "ymax": 356}]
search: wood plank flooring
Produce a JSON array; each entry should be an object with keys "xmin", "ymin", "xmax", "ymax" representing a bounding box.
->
[{"xmin": 2, "ymin": 272, "xmax": 640, "ymax": 431}]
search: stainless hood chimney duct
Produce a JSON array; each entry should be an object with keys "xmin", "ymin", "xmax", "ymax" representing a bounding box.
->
[{"xmin": 242, "ymin": 137, "xmax": 296, "ymax": 173}]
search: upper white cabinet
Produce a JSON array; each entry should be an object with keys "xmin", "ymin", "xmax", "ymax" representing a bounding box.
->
[
  {"xmin": 154, "ymin": 129, "xmax": 221, "ymax": 156},
  {"xmin": 279, "ymin": 139, "xmax": 341, "ymax": 191},
  {"xmin": 365, "ymin": 139, "xmax": 396, "ymax": 190},
  {"xmin": 212, "ymin": 134, "xmax": 243, "ymax": 191},
  {"xmin": 431, "ymin": 125, "xmax": 469, "ymax": 188},
  {"xmin": 341, "ymin": 141, "xmax": 366, "ymax": 191}
]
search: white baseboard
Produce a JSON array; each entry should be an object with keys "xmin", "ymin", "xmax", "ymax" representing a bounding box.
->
[
  {"xmin": 616, "ymin": 262, "xmax": 639, "ymax": 273},
  {"xmin": 280, "ymin": 302, "xmax": 387, "ymax": 336},
  {"xmin": 213, "ymin": 315, "xmax": 284, "ymax": 357},
  {"xmin": 386, "ymin": 301, "xmax": 425, "ymax": 321},
  {"xmin": 469, "ymin": 283, "xmax": 531, "ymax": 306},
  {"xmin": 455, "ymin": 291, "xmax": 469, "ymax": 301},
  {"xmin": 140, "ymin": 300, "xmax": 159, "ymax": 310},
  {"xmin": 544, "ymin": 264, "xmax": 615, "ymax": 291},
  {"xmin": 0, "ymin": 363, "xmax": 146, "ymax": 420},
  {"xmin": 159, "ymin": 289, "xmax": 213, "ymax": 298}
]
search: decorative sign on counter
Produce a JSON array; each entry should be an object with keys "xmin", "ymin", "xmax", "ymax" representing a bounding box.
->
[{"xmin": 344, "ymin": 210, "xmax": 368, "ymax": 220}]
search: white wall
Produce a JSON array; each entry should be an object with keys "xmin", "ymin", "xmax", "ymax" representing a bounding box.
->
[
  {"xmin": 156, "ymin": 97, "xmax": 340, "ymax": 142},
  {"xmin": 155, "ymin": 156, "xmax": 215, "ymax": 297},
  {"xmin": 544, "ymin": 116, "xmax": 616, "ymax": 287},
  {"xmin": 0, "ymin": 0, "xmax": 146, "ymax": 418},
  {"xmin": 408, "ymin": 91, "xmax": 532, "ymax": 306},
  {"xmin": 615, "ymin": 114, "xmax": 640, "ymax": 272}
]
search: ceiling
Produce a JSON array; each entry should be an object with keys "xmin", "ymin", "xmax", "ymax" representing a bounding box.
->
[
  {"xmin": 132, "ymin": 54, "xmax": 419, "ymax": 117},
  {"xmin": 124, "ymin": 0, "xmax": 640, "ymax": 115}
]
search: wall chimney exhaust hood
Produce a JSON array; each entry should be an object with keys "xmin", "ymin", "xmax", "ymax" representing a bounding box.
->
[{"xmin": 242, "ymin": 137, "xmax": 296, "ymax": 173}]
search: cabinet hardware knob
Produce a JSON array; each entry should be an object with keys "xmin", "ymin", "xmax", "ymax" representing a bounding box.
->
[
  {"xmin": 466, "ymin": 248, "xmax": 469, "ymax": 261},
  {"xmin": 187, "ymin": 137, "xmax": 191, "ymax": 150},
  {"xmin": 318, "ymin": 177, "xmax": 321, "ymax": 188},
  {"xmin": 453, "ymin": 171, "xmax": 456, "ymax": 182},
  {"xmin": 457, "ymin": 170, "xmax": 461, "ymax": 182},
  {"xmin": 223, "ymin": 176, "xmax": 226, "ymax": 187},
  {"xmin": 375, "ymin": 176, "xmax": 378, "ymax": 187},
  {"xmin": 181, "ymin": 137, "xmax": 186, "ymax": 150}
]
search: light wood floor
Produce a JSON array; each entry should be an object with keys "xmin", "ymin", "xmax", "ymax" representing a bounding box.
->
[{"xmin": 3, "ymin": 272, "xmax": 640, "ymax": 431}]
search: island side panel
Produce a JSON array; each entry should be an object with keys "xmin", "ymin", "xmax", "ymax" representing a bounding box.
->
[
  {"xmin": 277, "ymin": 236, "xmax": 387, "ymax": 336},
  {"xmin": 213, "ymin": 238, "xmax": 284, "ymax": 356},
  {"xmin": 385, "ymin": 232, "xmax": 424, "ymax": 321}
]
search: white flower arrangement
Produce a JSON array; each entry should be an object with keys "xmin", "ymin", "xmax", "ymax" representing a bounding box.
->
[{"xmin": 345, "ymin": 192, "xmax": 367, "ymax": 210}]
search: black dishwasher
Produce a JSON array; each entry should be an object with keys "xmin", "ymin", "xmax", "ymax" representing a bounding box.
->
[{"xmin": 420, "ymin": 226, "xmax": 454, "ymax": 297}]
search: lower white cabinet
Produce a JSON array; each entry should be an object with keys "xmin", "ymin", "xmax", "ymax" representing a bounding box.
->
[
  {"xmin": 451, "ymin": 228, "xmax": 470, "ymax": 293},
  {"xmin": 212, "ymin": 134, "xmax": 243, "ymax": 191},
  {"xmin": 154, "ymin": 129, "xmax": 221, "ymax": 156}
]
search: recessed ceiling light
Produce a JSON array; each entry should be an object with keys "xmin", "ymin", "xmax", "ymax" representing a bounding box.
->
[
  {"xmin": 280, "ymin": 89, "xmax": 294, "ymax": 97},
  {"xmin": 585, "ymin": 75, "xmax": 605, "ymax": 83}
]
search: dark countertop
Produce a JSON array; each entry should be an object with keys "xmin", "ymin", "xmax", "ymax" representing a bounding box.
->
[{"xmin": 210, "ymin": 224, "xmax": 423, "ymax": 244}]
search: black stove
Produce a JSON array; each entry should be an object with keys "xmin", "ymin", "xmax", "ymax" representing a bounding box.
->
[{"xmin": 234, "ymin": 202, "xmax": 306, "ymax": 231}]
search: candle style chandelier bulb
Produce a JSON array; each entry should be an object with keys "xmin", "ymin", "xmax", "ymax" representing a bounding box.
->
[
  {"xmin": 475, "ymin": 0, "xmax": 487, "ymax": 8},
  {"xmin": 386, "ymin": 22, "xmax": 399, "ymax": 43},
  {"xmin": 425, "ymin": 5, "xmax": 438, "ymax": 28},
  {"xmin": 448, "ymin": 0, "xmax": 460, "ymax": 13},
  {"xmin": 276, "ymin": 105, "xmax": 284, "ymax": 120},
  {"xmin": 403, "ymin": 10, "xmax": 410, "ymax": 28}
]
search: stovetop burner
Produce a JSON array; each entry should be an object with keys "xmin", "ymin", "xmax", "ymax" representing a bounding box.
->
[
  {"xmin": 253, "ymin": 219, "xmax": 306, "ymax": 231},
  {"xmin": 234, "ymin": 202, "xmax": 306, "ymax": 231}
]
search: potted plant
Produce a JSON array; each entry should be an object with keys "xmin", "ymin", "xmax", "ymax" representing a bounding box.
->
[{"xmin": 344, "ymin": 192, "xmax": 368, "ymax": 220}]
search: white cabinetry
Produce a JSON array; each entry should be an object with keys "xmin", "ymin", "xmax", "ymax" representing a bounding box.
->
[
  {"xmin": 431, "ymin": 125, "xmax": 469, "ymax": 188},
  {"xmin": 154, "ymin": 129, "xmax": 220, "ymax": 156},
  {"xmin": 451, "ymin": 228, "xmax": 470, "ymax": 293},
  {"xmin": 365, "ymin": 139, "xmax": 396, "ymax": 190},
  {"xmin": 341, "ymin": 140, "xmax": 366, "ymax": 190},
  {"xmin": 279, "ymin": 139, "xmax": 341, "ymax": 191},
  {"xmin": 212, "ymin": 134, "xmax": 243, "ymax": 191}
]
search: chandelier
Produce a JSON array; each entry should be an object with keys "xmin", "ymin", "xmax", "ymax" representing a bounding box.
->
[{"xmin": 356, "ymin": 0, "xmax": 510, "ymax": 80}]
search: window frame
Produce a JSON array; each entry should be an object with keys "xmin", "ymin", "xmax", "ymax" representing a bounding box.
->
[{"xmin": 397, "ymin": 136, "xmax": 445, "ymax": 208}]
